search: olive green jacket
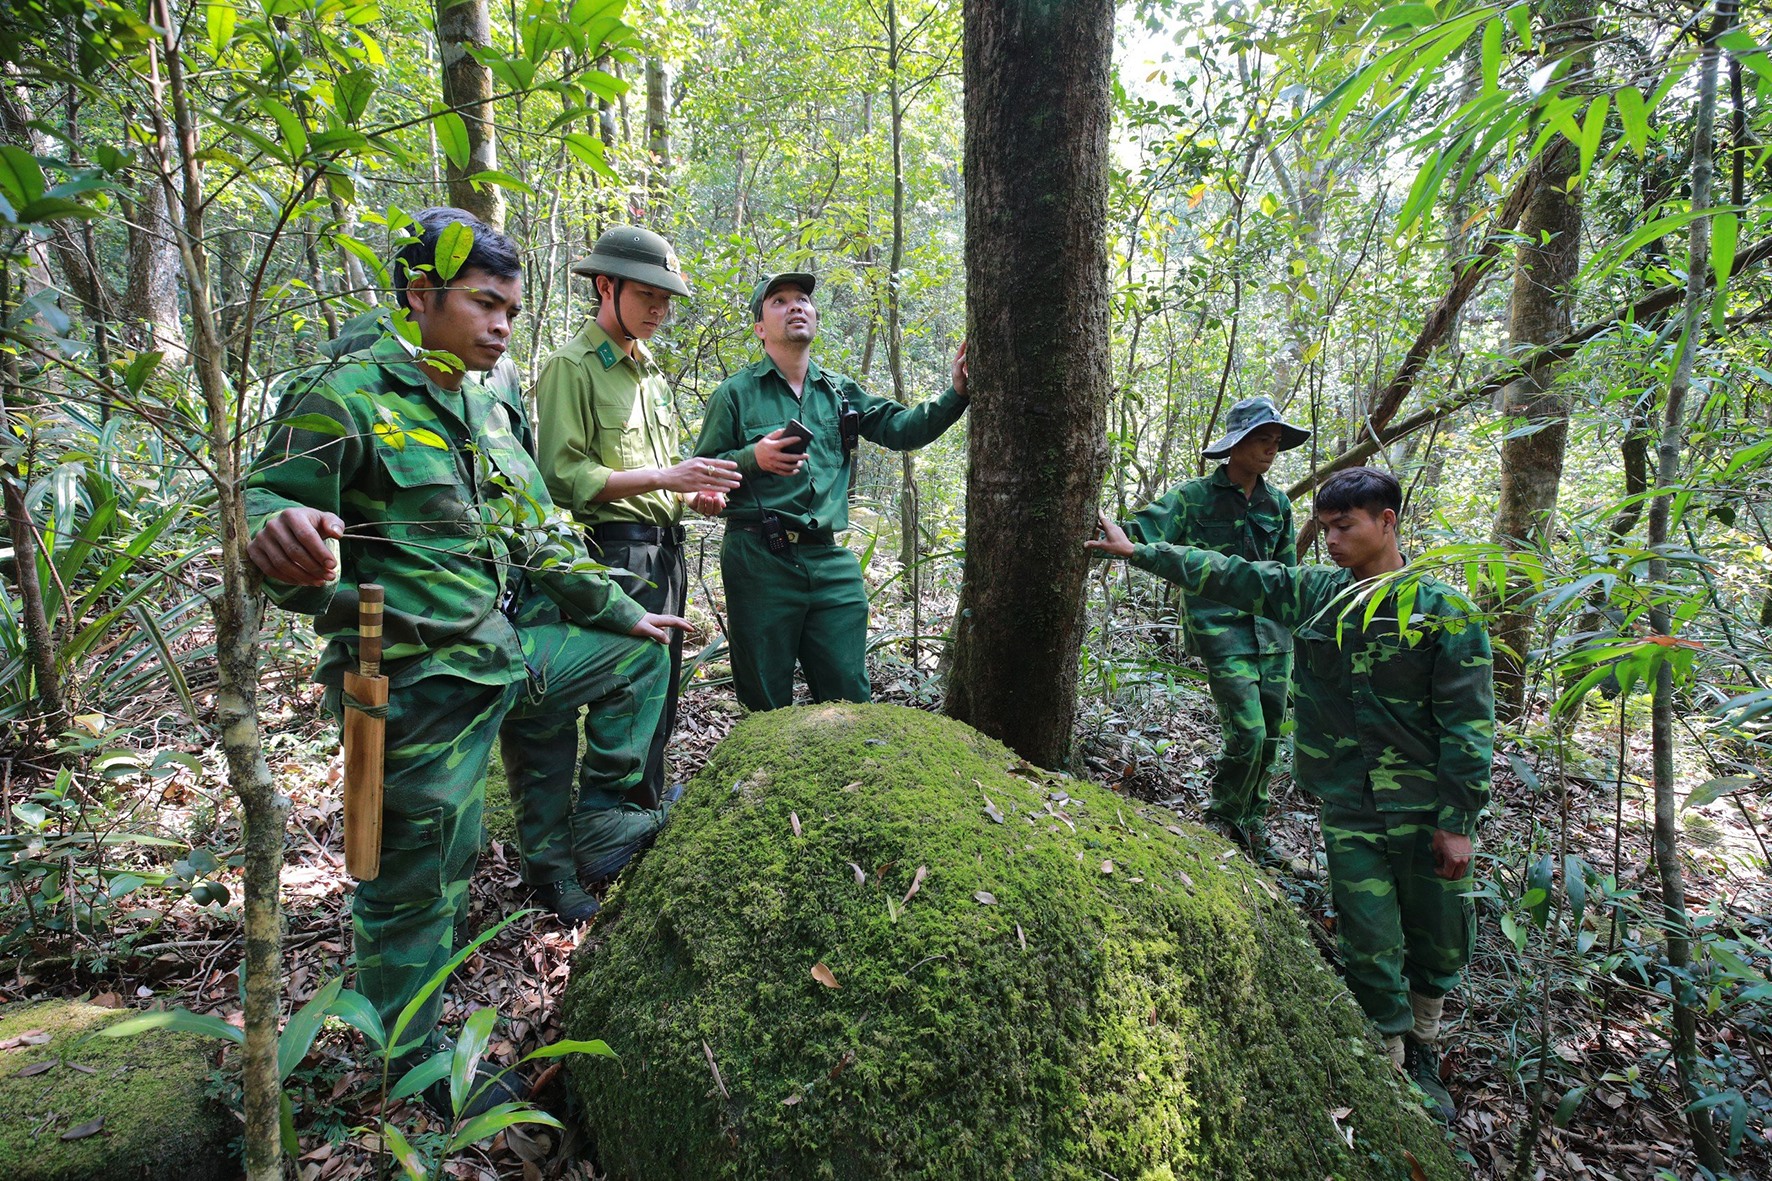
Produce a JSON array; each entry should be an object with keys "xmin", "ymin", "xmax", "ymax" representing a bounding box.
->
[
  {"xmin": 692, "ymin": 354, "xmax": 967, "ymax": 533},
  {"xmin": 533, "ymin": 321, "xmax": 682, "ymax": 528},
  {"xmin": 1124, "ymin": 466, "xmax": 1295, "ymax": 658},
  {"xmin": 1128, "ymin": 544, "xmax": 1494, "ymax": 832},
  {"xmin": 245, "ymin": 333, "xmax": 646, "ymax": 690}
]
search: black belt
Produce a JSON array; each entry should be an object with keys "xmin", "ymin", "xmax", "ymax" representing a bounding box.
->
[
  {"xmin": 731, "ymin": 522, "xmax": 837, "ymax": 546},
  {"xmin": 590, "ymin": 522, "xmax": 686, "ymax": 547}
]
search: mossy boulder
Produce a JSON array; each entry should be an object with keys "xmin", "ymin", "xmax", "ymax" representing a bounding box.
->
[
  {"xmin": 0, "ymin": 1000, "xmax": 234, "ymax": 1180},
  {"xmin": 563, "ymin": 704, "xmax": 1462, "ymax": 1180}
]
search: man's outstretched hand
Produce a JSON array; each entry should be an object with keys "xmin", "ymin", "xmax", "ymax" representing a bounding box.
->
[
  {"xmin": 249, "ymin": 507, "xmax": 345, "ymax": 586},
  {"xmin": 1431, "ymin": 829, "xmax": 1473, "ymax": 880},
  {"xmin": 628, "ymin": 613, "xmax": 694, "ymax": 643},
  {"xmin": 1084, "ymin": 511, "xmax": 1135, "ymax": 559}
]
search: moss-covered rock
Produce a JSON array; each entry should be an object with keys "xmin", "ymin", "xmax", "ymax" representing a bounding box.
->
[
  {"xmin": 0, "ymin": 1000, "xmax": 234, "ymax": 1180},
  {"xmin": 563, "ymin": 704, "xmax": 1462, "ymax": 1180}
]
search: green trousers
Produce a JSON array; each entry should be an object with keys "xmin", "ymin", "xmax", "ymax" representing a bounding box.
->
[
  {"xmin": 720, "ymin": 527, "xmax": 870, "ymax": 711},
  {"xmin": 344, "ymin": 620, "xmax": 667, "ymax": 1051},
  {"xmin": 1200, "ymin": 649, "xmax": 1291, "ymax": 830},
  {"xmin": 1320, "ymin": 796, "xmax": 1475, "ymax": 1036}
]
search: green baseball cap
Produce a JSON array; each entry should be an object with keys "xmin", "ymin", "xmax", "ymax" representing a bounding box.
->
[
  {"xmin": 750, "ymin": 272, "xmax": 816, "ymax": 320},
  {"xmin": 572, "ymin": 225, "xmax": 690, "ymax": 296},
  {"xmin": 1202, "ymin": 396, "xmax": 1311, "ymax": 457}
]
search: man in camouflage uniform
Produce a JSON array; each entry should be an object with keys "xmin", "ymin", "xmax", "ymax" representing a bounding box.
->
[
  {"xmin": 693, "ymin": 272, "xmax": 968, "ymax": 710},
  {"xmin": 245, "ymin": 209, "xmax": 687, "ymax": 1101},
  {"xmin": 1122, "ymin": 395, "xmax": 1308, "ymax": 861},
  {"xmin": 1089, "ymin": 466, "xmax": 1492, "ymax": 1123},
  {"xmin": 499, "ymin": 228, "xmax": 741, "ymax": 922}
]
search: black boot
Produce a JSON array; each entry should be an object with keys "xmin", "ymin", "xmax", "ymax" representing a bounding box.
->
[
  {"xmin": 531, "ymin": 877, "xmax": 601, "ymax": 923},
  {"xmin": 1403, "ymin": 1034, "xmax": 1456, "ymax": 1124}
]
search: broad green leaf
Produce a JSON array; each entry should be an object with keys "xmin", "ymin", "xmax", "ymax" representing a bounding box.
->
[
  {"xmin": 336, "ymin": 68, "xmax": 378, "ymax": 123},
  {"xmin": 434, "ymin": 109, "xmax": 471, "ymax": 170},
  {"xmin": 1564, "ymin": 855, "xmax": 1587, "ymax": 930},
  {"xmin": 123, "ymin": 350, "xmax": 163, "ymax": 394},
  {"xmin": 1615, "ymin": 86, "xmax": 1648, "ymax": 157},
  {"xmin": 206, "ymin": 1, "xmax": 236, "ymax": 51},
  {"xmin": 326, "ymin": 988, "xmax": 385, "ymax": 1047},
  {"xmin": 1504, "ymin": 2, "xmax": 1531, "ymax": 51},
  {"xmin": 1712, "ymin": 210, "xmax": 1738, "ymax": 286},
  {"xmin": 389, "ymin": 1051, "xmax": 450, "ymax": 1101},
  {"xmin": 16, "ymin": 197, "xmax": 99, "ymax": 224},
  {"xmin": 1683, "ymin": 776, "xmax": 1751, "ymax": 811},
  {"xmin": 380, "ymin": 1121, "xmax": 429, "ymax": 1180},
  {"xmin": 449, "ymin": 1006, "xmax": 499, "ymax": 1117},
  {"xmin": 278, "ymin": 976, "xmax": 344, "ymax": 1082},
  {"xmin": 1576, "ymin": 94, "xmax": 1607, "ymax": 185},
  {"xmin": 433, "ymin": 221, "xmax": 473, "ymax": 282},
  {"xmin": 277, "ymin": 412, "xmax": 348, "ymax": 437},
  {"xmin": 280, "ymin": 1090, "xmax": 298, "ymax": 1157},
  {"xmin": 261, "ymin": 98, "xmax": 309, "ymax": 161},
  {"xmin": 563, "ymin": 132, "xmax": 617, "ymax": 180},
  {"xmin": 333, "ymin": 234, "xmax": 392, "ymax": 290},
  {"xmin": 1585, "ymin": 208, "xmax": 1710, "ymax": 284},
  {"xmin": 1553, "ymin": 1084, "xmax": 1588, "ymax": 1127},
  {"xmin": 404, "ymin": 427, "xmax": 449, "ymax": 449},
  {"xmin": 519, "ymin": 1038, "xmax": 618, "ymax": 1062},
  {"xmin": 0, "ymin": 146, "xmax": 47, "ymax": 209},
  {"xmin": 1479, "ymin": 19, "xmax": 1501, "ymax": 93},
  {"xmin": 1364, "ymin": 3, "xmax": 1438, "ymax": 32},
  {"xmin": 386, "ymin": 912, "xmax": 527, "ymax": 1062},
  {"xmin": 96, "ymin": 1009, "xmax": 244, "ymax": 1045},
  {"xmin": 446, "ymin": 1104, "xmax": 562, "ymax": 1153}
]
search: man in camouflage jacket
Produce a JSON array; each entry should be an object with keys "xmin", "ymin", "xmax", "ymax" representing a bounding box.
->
[
  {"xmin": 1090, "ymin": 466, "xmax": 1492, "ymax": 1122},
  {"xmin": 1123, "ymin": 395, "xmax": 1308, "ymax": 858},
  {"xmin": 245, "ymin": 210, "xmax": 687, "ymax": 1099}
]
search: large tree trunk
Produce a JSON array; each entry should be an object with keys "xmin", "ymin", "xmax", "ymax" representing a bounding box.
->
[
  {"xmin": 643, "ymin": 29, "xmax": 671, "ymax": 218},
  {"xmin": 125, "ymin": 167, "xmax": 188, "ymax": 360},
  {"xmin": 885, "ymin": 0, "xmax": 919, "ymax": 629},
  {"xmin": 946, "ymin": 0, "xmax": 1113, "ymax": 768},
  {"xmin": 436, "ymin": 0, "xmax": 504, "ymax": 229}
]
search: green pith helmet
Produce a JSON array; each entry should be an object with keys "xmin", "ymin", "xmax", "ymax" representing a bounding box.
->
[
  {"xmin": 1202, "ymin": 396, "xmax": 1311, "ymax": 457},
  {"xmin": 750, "ymin": 272, "xmax": 816, "ymax": 320},
  {"xmin": 572, "ymin": 225, "xmax": 690, "ymax": 296}
]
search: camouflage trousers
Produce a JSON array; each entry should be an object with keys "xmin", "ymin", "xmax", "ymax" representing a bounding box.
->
[
  {"xmin": 337, "ymin": 621, "xmax": 667, "ymax": 1052},
  {"xmin": 1201, "ymin": 649, "xmax": 1290, "ymax": 831},
  {"xmin": 1320, "ymin": 796, "xmax": 1476, "ymax": 1035},
  {"xmin": 721, "ymin": 528, "xmax": 870, "ymax": 712}
]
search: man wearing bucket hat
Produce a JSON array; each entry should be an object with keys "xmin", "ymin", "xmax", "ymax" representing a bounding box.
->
[
  {"xmin": 500, "ymin": 226, "xmax": 741, "ymax": 923},
  {"xmin": 1116, "ymin": 395, "xmax": 1311, "ymax": 865},
  {"xmin": 692, "ymin": 272, "xmax": 969, "ymax": 711}
]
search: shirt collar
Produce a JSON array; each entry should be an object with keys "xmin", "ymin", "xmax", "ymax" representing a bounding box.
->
[
  {"xmin": 757, "ymin": 351, "xmax": 823, "ymax": 390},
  {"xmin": 1209, "ymin": 464, "xmax": 1274, "ymax": 506},
  {"xmin": 583, "ymin": 320, "xmax": 654, "ymax": 371}
]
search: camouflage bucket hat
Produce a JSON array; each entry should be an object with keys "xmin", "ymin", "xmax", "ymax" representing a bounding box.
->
[
  {"xmin": 750, "ymin": 272, "xmax": 817, "ymax": 320},
  {"xmin": 1202, "ymin": 396, "xmax": 1311, "ymax": 458},
  {"xmin": 572, "ymin": 225, "xmax": 690, "ymax": 296}
]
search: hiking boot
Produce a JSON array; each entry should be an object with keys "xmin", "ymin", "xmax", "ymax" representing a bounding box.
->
[
  {"xmin": 1403, "ymin": 1034, "xmax": 1455, "ymax": 1124},
  {"xmin": 531, "ymin": 877, "xmax": 600, "ymax": 924},
  {"xmin": 424, "ymin": 1061, "xmax": 528, "ymax": 1122},
  {"xmin": 576, "ymin": 784, "xmax": 686, "ymax": 887},
  {"xmin": 1244, "ymin": 825, "xmax": 1316, "ymax": 877},
  {"xmin": 1203, "ymin": 814, "xmax": 1251, "ymax": 852}
]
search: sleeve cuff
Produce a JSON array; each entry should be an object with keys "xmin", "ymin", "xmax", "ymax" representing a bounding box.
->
[{"xmin": 1435, "ymin": 806, "xmax": 1482, "ymax": 836}]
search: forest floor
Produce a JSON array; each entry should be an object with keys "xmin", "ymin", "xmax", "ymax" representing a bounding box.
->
[{"xmin": 2, "ymin": 612, "xmax": 1769, "ymax": 1180}]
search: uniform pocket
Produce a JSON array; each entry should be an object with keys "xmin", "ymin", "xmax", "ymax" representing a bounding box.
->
[
  {"xmin": 592, "ymin": 388, "xmax": 652, "ymax": 469},
  {"xmin": 375, "ymin": 804, "xmax": 446, "ymax": 898}
]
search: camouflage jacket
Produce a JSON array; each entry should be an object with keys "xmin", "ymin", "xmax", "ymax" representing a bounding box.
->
[
  {"xmin": 1124, "ymin": 467, "xmax": 1295, "ymax": 658},
  {"xmin": 245, "ymin": 333, "xmax": 646, "ymax": 690},
  {"xmin": 1128, "ymin": 544, "xmax": 1493, "ymax": 831},
  {"xmin": 694, "ymin": 354, "xmax": 967, "ymax": 533}
]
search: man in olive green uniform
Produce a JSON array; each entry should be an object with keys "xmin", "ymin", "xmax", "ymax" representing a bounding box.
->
[
  {"xmin": 693, "ymin": 273, "xmax": 969, "ymax": 711},
  {"xmin": 245, "ymin": 209, "xmax": 688, "ymax": 1101},
  {"xmin": 1089, "ymin": 467, "xmax": 1492, "ymax": 1123},
  {"xmin": 501, "ymin": 228, "xmax": 740, "ymax": 922},
  {"xmin": 1124, "ymin": 396, "xmax": 1308, "ymax": 860}
]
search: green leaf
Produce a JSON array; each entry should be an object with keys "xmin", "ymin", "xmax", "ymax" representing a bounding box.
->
[
  {"xmin": 1365, "ymin": 3, "xmax": 1439, "ymax": 31},
  {"xmin": 380, "ymin": 1120, "xmax": 430, "ymax": 1179},
  {"xmin": 16, "ymin": 197, "xmax": 99, "ymax": 224},
  {"xmin": 389, "ymin": 1052, "xmax": 450, "ymax": 1101},
  {"xmin": 278, "ymin": 412, "xmax": 349, "ymax": 437},
  {"xmin": 0, "ymin": 146, "xmax": 46, "ymax": 208},
  {"xmin": 1683, "ymin": 776, "xmax": 1751, "ymax": 811},
  {"xmin": 336, "ymin": 68, "xmax": 378, "ymax": 123},
  {"xmin": 124, "ymin": 350, "xmax": 163, "ymax": 394},
  {"xmin": 96, "ymin": 1010, "xmax": 244, "ymax": 1045},
  {"xmin": 1553, "ymin": 1084, "xmax": 1588, "ymax": 1127},
  {"xmin": 386, "ymin": 912, "xmax": 527, "ymax": 1062},
  {"xmin": 445, "ymin": 1104, "xmax": 561, "ymax": 1153},
  {"xmin": 434, "ymin": 109, "xmax": 471, "ymax": 170},
  {"xmin": 433, "ymin": 221, "xmax": 473, "ymax": 283},
  {"xmin": 1576, "ymin": 94, "xmax": 1607, "ymax": 185},
  {"xmin": 1479, "ymin": 19, "xmax": 1501, "ymax": 93},
  {"xmin": 1615, "ymin": 86, "xmax": 1648, "ymax": 157},
  {"xmin": 1526, "ymin": 853, "xmax": 1554, "ymax": 929},
  {"xmin": 278, "ymin": 976, "xmax": 344, "ymax": 1082},
  {"xmin": 1564, "ymin": 855, "xmax": 1587, "ymax": 930},
  {"xmin": 519, "ymin": 1038, "xmax": 618, "ymax": 1063},
  {"xmin": 280, "ymin": 1089, "xmax": 299, "ymax": 1157},
  {"xmin": 449, "ymin": 1006, "xmax": 499, "ymax": 1117},
  {"xmin": 1504, "ymin": 2, "xmax": 1531, "ymax": 51},
  {"xmin": 206, "ymin": 1, "xmax": 236, "ymax": 51},
  {"xmin": 261, "ymin": 98, "xmax": 309, "ymax": 161},
  {"xmin": 326, "ymin": 988, "xmax": 385, "ymax": 1048},
  {"xmin": 563, "ymin": 131, "xmax": 618, "ymax": 180},
  {"xmin": 1712, "ymin": 209, "xmax": 1738, "ymax": 287}
]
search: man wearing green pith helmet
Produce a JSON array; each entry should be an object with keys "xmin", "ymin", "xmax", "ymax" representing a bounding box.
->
[
  {"xmin": 1120, "ymin": 395, "xmax": 1310, "ymax": 866},
  {"xmin": 693, "ymin": 272, "xmax": 969, "ymax": 711},
  {"xmin": 500, "ymin": 226, "xmax": 740, "ymax": 924}
]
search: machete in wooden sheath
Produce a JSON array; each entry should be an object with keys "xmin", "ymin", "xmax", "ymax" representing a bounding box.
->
[{"xmin": 342, "ymin": 583, "xmax": 388, "ymax": 880}]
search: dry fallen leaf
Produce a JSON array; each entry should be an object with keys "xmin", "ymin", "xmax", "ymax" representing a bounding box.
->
[
  {"xmin": 982, "ymin": 796, "xmax": 1005, "ymax": 824},
  {"xmin": 974, "ymin": 891, "xmax": 998, "ymax": 905},
  {"xmin": 847, "ymin": 861, "xmax": 866, "ymax": 885},
  {"xmin": 61, "ymin": 1116, "xmax": 104, "ymax": 1141},
  {"xmin": 1100, "ymin": 860, "xmax": 1115, "ymax": 875},
  {"xmin": 1165, "ymin": 825, "xmax": 1187, "ymax": 838},
  {"xmin": 789, "ymin": 811, "xmax": 802, "ymax": 837},
  {"xmin": 15, "ymin": 1061, "xmax": 55, "ymax": 1078},
  {"xmin": 1404, "ymin": 1149, "xmax": 1429, "ymax": 1181},
  {"xmin": 1016, "ymin": 924, "xmax": 1027, "ymax": 951},
  {"xmin": 902, "ymin": 865, "xmax": 928, "ymax": 905},
  {"xmin": 782, "ymin": 1094, "xmax": 802, "ymax": 1106},
  {"xmin": 0, "ymin": 1030, "xmax": 50, "ymax": 1050},
  {"xmin": 811, "ymin": 961, "xmax": 841, "ymax": 989},
  {"xmin": 829, "ymin": 1049, "xmax": 856, "ymax": 1079},
  {"xmin": 702, "ymin": 1041, "xmax": 730, "ymax": 1100}
]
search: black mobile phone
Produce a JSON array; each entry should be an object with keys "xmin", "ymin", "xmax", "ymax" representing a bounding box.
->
[{"xmin": 782, "ymin": 418, "xmax": 814, "ymax": 455}]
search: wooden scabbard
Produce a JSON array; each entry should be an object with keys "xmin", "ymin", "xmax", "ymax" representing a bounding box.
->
[{"xmin": 342, "ymin": 583, "xmax": 388, "ymax": 881}]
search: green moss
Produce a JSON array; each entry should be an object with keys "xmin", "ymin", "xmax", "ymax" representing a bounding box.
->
[
  {"xmin": 483, "ymin": 746, "xmax": 517, "ymax": 850},
  {"xmin": 0, "ymin": 1000, "xmax": 234, "ymax": 1181},
  {"xmin": 563, "ymin": 704, "xmax": 1462, "ymax": 1181}
]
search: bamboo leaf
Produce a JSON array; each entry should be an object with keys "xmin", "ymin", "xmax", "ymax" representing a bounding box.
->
[
  {"xmin": 1480, "ymin": 19, "xmax": 1501, "ymax": 93},
  {"xmin": 1575, "ymin": 94, "xmax": 1607, "ymax": 185},
  {"xmin": 1615, "ymin": 85, "xmax": 1648, "ymax": 157},
  {"xmin": 1712, "ymin": 210, "xmax": 1738, "ymax": 286},
  {"xmin": 96, "ymin": 1010, "xmax": 244, "ymax": 1045}
]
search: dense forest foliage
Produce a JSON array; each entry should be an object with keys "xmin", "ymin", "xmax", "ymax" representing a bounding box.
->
[{"xmin": 2, "ymin": 0, "xmax": 1770, "ymax": 1175}]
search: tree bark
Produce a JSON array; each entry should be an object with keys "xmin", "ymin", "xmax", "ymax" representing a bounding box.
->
[
  {"xmin": 946, "ymin": 0, "xmax": 1113, "ymax": 768},
  {"xmin": 644, "ymin": 37, "xmax": 671, "ymax": 217},
  {"xmin": 1644, "ymin": 8, "xmax": 1728, "ymax": 1170},
  {"xmin": 436, "ymin": 0, "xmax": 504, "ymax": 229},
  {"xmin": 1490, "ymin": 131, "xmax": 1583, "ymax": 717},
  {"xmin": 148, "ymin": 9, "xmax": 288, "ymax": 1179}
]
